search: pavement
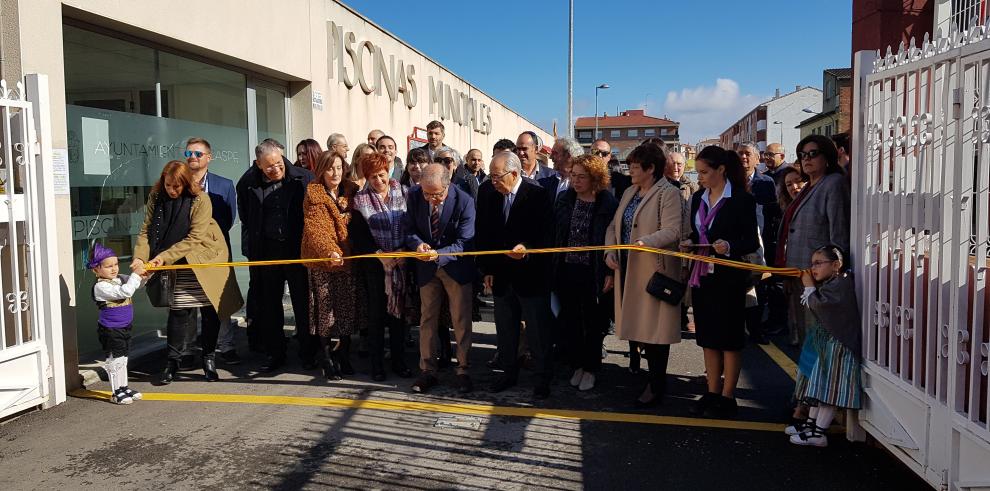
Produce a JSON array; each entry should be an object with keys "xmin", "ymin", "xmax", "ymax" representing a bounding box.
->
[{"xmin": 0, "ymin": 305, "xmax": 931, "ymax": 490}]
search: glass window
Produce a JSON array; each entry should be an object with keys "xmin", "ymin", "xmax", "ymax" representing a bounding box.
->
[
  {"xmin": 256, "ymin": 85, "xmax": 287, "ymax": 145},
  {"xmin": 578, "ymin": 131, "xmax": 592, "ymax": 138},
  {"xmin": 628, "ymin": 129, "xmax": 638, "ymax": 137},
  {"xmin": 63, "ymin": 25, "xmax": 259, "ymax": 358},
  {"xmin": 644, "ymin": 128, "xmax": 656, "ymax": 137},
  {"xmin": 610, "ymin": 130, "xmax": 620, "ymax": 138}
]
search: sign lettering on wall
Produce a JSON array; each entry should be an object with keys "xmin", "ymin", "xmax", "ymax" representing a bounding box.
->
[{"xmin": 327, "ymin": 21, "xmax": 491, "ymax": 135}]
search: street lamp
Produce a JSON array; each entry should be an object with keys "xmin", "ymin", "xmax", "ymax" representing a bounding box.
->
[
  {"xmin": 772, "ymin": 120, "xmax": 783, "ymax": 148},
  {"xmin": 595, "ymin": 83, "xmax": 609, "ymax": 139}
]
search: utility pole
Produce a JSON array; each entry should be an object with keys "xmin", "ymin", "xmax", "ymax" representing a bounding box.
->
[{"xmin": 567, "ymin": 0, "xmax": 573, "ymax": 138}]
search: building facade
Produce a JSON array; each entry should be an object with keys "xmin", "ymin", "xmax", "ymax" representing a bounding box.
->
[
  {"xmin": 798, "ymin": 68, "xmax": 852, "ymax": 138},
  {"xmin": 574, "ymin": 109, "xmax": 679, "ymax": 161},
  {"xmin": 718, "ymin": 86, "xmax": 822, "ymax": 162},
  {"xmin": 2, "ymin": 0, "xmax": 553, "ymax": 389}
]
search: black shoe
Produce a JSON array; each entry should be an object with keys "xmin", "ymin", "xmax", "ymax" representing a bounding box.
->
[
  {"xmin": 634, "ymin": 396, "xmax": 660, "ymax": 409},
  {"xmin": 260, "ymin": 355, "xmax": 285, "ymax": 373},
  {"xmin": 533, "ymin": 383, "xmax": 550, "ymax": 399},
  {"xmin": 179, "ymin": 354, "xmax": 196, "ymax": 371},
  {"xmin": 689, "ymin": 392, "xmax": 720, "ymax": 416},
  {"xmin": 411, "ymin": 374, "xmax": 438, "ymax": 393},
  {"xmin": 391, "ymin": 362, "xmax": 412, "ymax": 378},
  {"xmin": 338, "ymin": 355, "xmax": 355, "ymax": 376},
  {"xmin": 707, "ymin": 396, "xmax": 738, "ymax": 418},
  {"xmin": 456, "ymin": 374, "xmax": 473, "ymax": 394},
  {"xmin": 159, "ymin": 360, "xmax": 178, "ymax": 385},
  {"xmin": 203, "ymin": 354, "xmax": 220, "ymax": 382},
  {"xmin": 219, "ymin": 350, "xmax": 241, "ymax": 365},
  {"xmin": 489, "ymin": 375, "xmax": 517, "ymax": 393},
  {"xmin": 322, "ymin": 358, "xmax": 342, "ymax": 381}
]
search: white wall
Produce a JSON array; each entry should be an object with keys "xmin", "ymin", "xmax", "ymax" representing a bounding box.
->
[{"xmin": 766, "ymin": 87, "xmax": 823, "ymax": 162}]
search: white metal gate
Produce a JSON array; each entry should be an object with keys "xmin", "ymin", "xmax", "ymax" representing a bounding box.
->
[
  {"xmin": 853, "ymin": 24, "xmax": 990, "ymax": 490},
  {"xmin": 0, "ymin": 74, "xmax": 65, "ymax": 419}
]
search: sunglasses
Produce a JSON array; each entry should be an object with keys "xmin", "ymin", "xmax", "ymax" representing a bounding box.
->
[
  {"xmin": 435, "ymin": 157, "xmax": 455, "ymax": 165},
  {"xmin": 184, "ymin": 150, "xmax": 206, "ymax": 158},
  {"xmin": 796, "ymin": 149, "xmax": 822, "ymax": 160},
  {"xmin": 594, "ymin": 150, "xmax": 610, "ymax": 157}
]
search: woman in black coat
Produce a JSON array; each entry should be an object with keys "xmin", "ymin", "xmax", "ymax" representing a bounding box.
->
[
  {"xmin": 552, "ymin": 155, "xmax": 619, "ymax": 392},
  {"xmin": 681, "ymin": 146, "xmax": 759, "ymax": 419}
]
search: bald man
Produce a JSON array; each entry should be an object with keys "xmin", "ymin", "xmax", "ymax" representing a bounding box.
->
[{"xmin": 763, "ymin": 143, "xmax": 787, "ymax": 182}]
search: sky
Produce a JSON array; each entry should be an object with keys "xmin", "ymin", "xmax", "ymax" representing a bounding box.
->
[{"xmin": 343, "ymin": 0, "xmax": 853, "ymax": 144}]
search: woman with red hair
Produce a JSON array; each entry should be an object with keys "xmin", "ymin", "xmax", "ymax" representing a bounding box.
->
[
  {"xmin": 132, "ymin": 160, "xmax": 243, "ymax": 385},
  {"xmin": 350, "ymin": 150, "xmax": 413, "ymax": 380}
]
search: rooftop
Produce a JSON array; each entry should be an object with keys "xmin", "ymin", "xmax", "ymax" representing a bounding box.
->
[{"xmin": 575, "ymin": 109, "xmax": 678, "ymax": 129}]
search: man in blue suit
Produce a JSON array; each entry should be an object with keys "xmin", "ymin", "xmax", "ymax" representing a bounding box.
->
[
  {"xmin": 184, "ymin": 137, "xmax": 240, "ymax": 365},
  {"xmin": 515, "ymin": 131, "xmax": 558, "ymax": 182},
  {"xmin": 739, "ymin": 142, "xmax": 779, "ymax": 345},
  {"xmin": 403, "ymin": 164, "xmax": 477, "ymax": 394}
]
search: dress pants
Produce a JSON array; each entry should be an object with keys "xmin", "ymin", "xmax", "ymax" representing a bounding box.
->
[
  {"xmin": 419, "ymin": 268, "xmax": 473, "ymax": 375},
  {"xmin": 254, "ymin": 256, "xmax": 314, "ymax": 362},
  {"xmin": 557, "ymin": 263, "xmax": 607, "ymax": 372},
  {"xmin": 167, "ymin": 306, "xmax": 220, "ymax": 361},
  {"xmin": 364, "ymin": 262, "xmax": 405, "ymax": 367},
  {"xmin": 493, "ymin": 282, "xmax": 553, "ymax": 383}
]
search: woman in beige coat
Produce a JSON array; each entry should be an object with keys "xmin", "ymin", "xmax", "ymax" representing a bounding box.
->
[
  {"xmin": 133, "ymin": 160, "xmax": 243, "ymax": 385},
  {"xmin": 605, "ymin": 143, "xmax": 688, "ymax": 407}
]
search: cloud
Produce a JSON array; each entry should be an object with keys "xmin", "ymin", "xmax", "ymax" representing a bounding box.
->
[{"xmin": 662, "ymin": 79, "xmax": 768, "ymax": 144}]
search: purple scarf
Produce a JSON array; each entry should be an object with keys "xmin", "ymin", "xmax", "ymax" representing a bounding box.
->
[
  {"xmin": 688, "ymin": 197, "xmax": 726, "ymax": 287},
  {"xmin": 353, "ymin": 181, "xmax": 407, "ymax": 317}
]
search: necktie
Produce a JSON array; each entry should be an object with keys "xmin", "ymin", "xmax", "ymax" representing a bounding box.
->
[
  {"xmin": 502, "ymin": 193, "xmax": 513, "ymax": 224},
  {"xmin": 431, "ymin": 204, "xmax": 441, "ymax": 240}
]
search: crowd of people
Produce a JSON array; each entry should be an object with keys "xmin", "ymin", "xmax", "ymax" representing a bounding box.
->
[{"xmin": 88, "ymin": 119, "xmax": 862, "ymax": 447}]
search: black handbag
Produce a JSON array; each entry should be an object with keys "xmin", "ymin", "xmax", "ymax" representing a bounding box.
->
[
  {"xmin": 145, "ymin": 270, "xmax": 175, "ymax": 308},
  {"xmin": 646, "ymin": 272, "xmax": 686, "ymax": 305}
]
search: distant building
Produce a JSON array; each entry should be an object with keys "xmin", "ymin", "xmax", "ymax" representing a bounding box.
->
[
  {"xmin": 695, "ymin": 138, "xmax": 721, "ymax": 153},
  {"xmin": 668, "ymin": 142, "xmax": 697, "ymax": 161},
  {"xmin": 575, "ymin": 109, "xmax": 679, "ymax": 162},
  {"xmin": 718, "ymin": 86, "xmax": 822, "ymax": 162},
  {"xmin": 797, "ymin": 68, "xmax": 852, "ymax": 139}
]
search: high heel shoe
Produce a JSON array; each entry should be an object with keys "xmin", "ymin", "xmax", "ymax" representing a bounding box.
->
[
  {"xmin": 159, "ymin": 360, "xmax": 178, "ymax": 385},
  {"xmin": 203, "ymin": 354, "xmax": 219, "ymax": 382},
  {"xmin": 322, "ymin": 345, "xmax": 341, "ymax": 381}
]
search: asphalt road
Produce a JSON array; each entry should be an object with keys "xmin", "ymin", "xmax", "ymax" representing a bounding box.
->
[{"xmin": 0, "ymin": 309, "xmax": 930, "ymax": 490}]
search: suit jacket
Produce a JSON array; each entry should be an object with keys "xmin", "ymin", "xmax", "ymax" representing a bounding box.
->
[
  {"xmin": 205, "ymin": 172, "xmax": 237, "ymax": 248},
  {"xmin": 537, "ymin": 175, "xmax": 570, "ymax": 206},
  {"xmin": 476, "ymin": 178, "xmax": 552, "ymax": 296},
  {"xmin": 523, "ymin": 164, "xmax": 558, "ymax": 181},
  {"xmin": 452, "ymin": 165, "xmax": 486, "ymax": 200},
  {"xmin": 689, "ymin": 188, "xmax": 760, "ymax": 287},
  {"xmin": 235, "ymin": 161, "xmax": 314, "ymax": 260},
  {"xmin": 783, "ymin": 172, "xmax": 850, "ymax": 268},
  {"xmin": 403, "ymin": 184, "xmax": 476, "ymax": 286},
  {"xmin": 749, "ymin": 171, "xmax": 780, "ymax": 253}
]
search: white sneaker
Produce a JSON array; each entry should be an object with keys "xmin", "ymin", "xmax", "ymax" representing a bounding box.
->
[
  {"xmin": 569, "ymin": 368, "xmax": 585, "ymax": 387},
  {"xmin": 110, "ymin": 389, "xmax": 133, "ymax": 405},
  {"xmin": 785, "ymin": 419, "xmax": 813, "ymax": 436},
  {"xmin": 578, "ymin": 372, "xmax": 596, "ymax": 391},
  {"xmin": 789, "ymin": 428, "xmax": 828, "ymax": 447},
  {"xmin": 123, "ymin": 386, "xmax": 143, "ymax": 401}
]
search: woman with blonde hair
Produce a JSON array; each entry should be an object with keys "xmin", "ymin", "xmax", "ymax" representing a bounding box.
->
[{"xmin": 349, "ymin": 142, "xmax": 376, "ymax": 189}]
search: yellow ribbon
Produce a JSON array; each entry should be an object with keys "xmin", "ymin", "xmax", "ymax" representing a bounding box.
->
[{"xmin": 143, "ymin": 244, "xmax": 802, "ymax": 278}]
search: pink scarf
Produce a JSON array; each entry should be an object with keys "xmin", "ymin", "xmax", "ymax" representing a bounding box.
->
[{"xmin": 688, "ymin": 198, "xmax": 726, "ymax": 287}]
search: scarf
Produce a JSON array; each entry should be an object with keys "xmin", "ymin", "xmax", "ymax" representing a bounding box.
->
[
  {"xmin": 774, "ymin": 184, "xmax": 811, "ymax": 267},
  {"xmin": 688, "ymin": 197, "xmax": 726, "ymax": 287},
  {"xmin": 147, "ymin": 191, "xmax": 193, "ymax": 260},
  {"xmin": 353, "ymin": 181, "xmax": 407, "ymax": 317}
]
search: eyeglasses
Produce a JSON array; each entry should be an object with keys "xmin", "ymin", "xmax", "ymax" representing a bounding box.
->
[
  {"xmin": 490, "ymin": 170, "xmax": 513, "ymax": 181},
  {"xmin": 424, "ymin": 190, "xmax": 447, "ymax": 199},
  {"xmin": 762, "ymin": 152, "xmax": 784, "ymax": 158},
  {"xmin": 435, "ymin": 157, "xmax": 455, "ymax": 165},
  {"xmin": 594, "ymin": 150, "xmax": 610, "ymax": 157},
  {"xmin": 184, "ymin": 150, "xmax": 206, "ymax": 158},
  {"xmin": 810, "ymin": 259, "xmax": 835, "ymax": 267},
  {"xmin": 797, "ymin": 149, "xmax": 822, "ymax": 160}
]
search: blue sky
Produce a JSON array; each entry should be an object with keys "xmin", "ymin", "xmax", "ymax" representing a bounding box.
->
[{"xmin": 344, "ymin": 0, "xmax": 852, "ymax": 143}]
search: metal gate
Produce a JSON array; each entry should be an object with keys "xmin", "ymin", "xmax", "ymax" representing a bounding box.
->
[
  {"xmin": 0, "ymin": 74, "xmax": 65, "ymax": 419},
  {"xmin": 853, "ymin": 24, "xmax": 990, "ymax": 490}
]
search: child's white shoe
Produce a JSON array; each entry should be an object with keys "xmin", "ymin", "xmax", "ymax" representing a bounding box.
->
[
  {"xmin": 569, "ymin": 368, "xmax": 585, "ymax": 387},
  {"xmin": 110, "ymin": 388, "xmax": 133, "ymax": 405},
  {"xmin": 785, "ymin": 418, "xmax": 814, "ymax": 436},
  {"xmin": 789, "ymin": 427, "xmax": 828, "ymax": 447},
  {"xmin": 122, "ymin": 386, "xmax": 142, "ymax": 401}
]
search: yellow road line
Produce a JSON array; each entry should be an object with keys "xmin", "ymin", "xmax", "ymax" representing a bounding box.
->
[
  {"xmin": 71, "ymin": 389, "xmax": 785, "ymax": 432},
  {"xmin": 759, "ymin": 341, "xmax": 798, "ymax": 382}
]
